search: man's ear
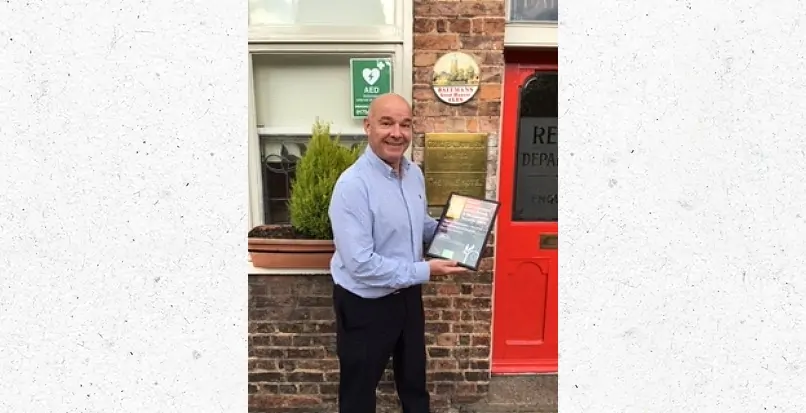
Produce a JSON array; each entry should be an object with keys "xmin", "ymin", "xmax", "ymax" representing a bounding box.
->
[{"xmin": 363, "ymin": 118, "xmax": 370, "ymax": 134}]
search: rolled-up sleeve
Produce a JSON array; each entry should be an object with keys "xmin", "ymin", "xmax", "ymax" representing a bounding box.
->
[{"xmin": 329, "ymin": 178, "xmax": 430, "ymax": 289}]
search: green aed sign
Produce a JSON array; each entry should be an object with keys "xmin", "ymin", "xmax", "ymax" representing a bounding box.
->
[{"xmin": 350, "ymin": 58, "xmax": 393, "ymax": 119}]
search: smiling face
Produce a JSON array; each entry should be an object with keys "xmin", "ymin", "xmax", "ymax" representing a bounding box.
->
[{"xmin": 364, "ymin": 94, "xmax": 413, "ymax": 170}]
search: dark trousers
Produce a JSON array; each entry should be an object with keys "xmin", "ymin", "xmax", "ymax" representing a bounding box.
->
[{"xmin": 333, "ymin": 284, "xmax": 429, "ymax": 413}]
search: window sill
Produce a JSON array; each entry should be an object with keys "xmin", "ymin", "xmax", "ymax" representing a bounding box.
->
[
  {"xmin": 248, "ymin": 25, "xmax": 404, "ymax": 44},
  {"xmin": 504, "ymin": 22, "xmax": 558, "ymax": 48},
  {"xmin": 247, "ymin": 258, "xmax": 331, "ymax": 275}
]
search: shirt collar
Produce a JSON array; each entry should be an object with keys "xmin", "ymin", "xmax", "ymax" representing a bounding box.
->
[{"xmin": 363, "ymin": 145, "xmax": 411, "ymax": 178}]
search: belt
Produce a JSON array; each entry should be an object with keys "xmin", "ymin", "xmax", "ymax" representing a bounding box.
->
[
  {"xmin": 390, "ymin": 285, "xmax": 413, "ymax": 296},
  {"xmin": 335, "ymin": 283, "xmax": 404, "ymax": 298}
]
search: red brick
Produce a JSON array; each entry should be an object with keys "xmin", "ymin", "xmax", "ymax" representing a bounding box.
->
[
  {"xmin": 436, "ymin": 333, "xmax": 459, "ymax": 346},
  {"xmin": 478, "ymin": 83, "xmax": 502, "ymax": 101},
  {"xmin": 416, "ymin": 2, "xmax": 461, "ymax": 17},
  {"xmin": 472, "ymin": 284, "xmax": 493, "ymax": 296},
  {"xmin": 453, "ymin": 324, "xmax": 474, "ymax": 334},
  {"xmin": 482, "ymin": 17, "xmax": 506, "ymax": 34},
  {"xmin": 414, "ymin": 17, "xmax": 436, "ymax": 33},
  {"xmin": 413, "ymin": 52, "xmax": 439, "ymax": 68},
  {"xmin": 477, "ymin": 100, "xmax": 500, "ymax": 116},
  {"xmin": 426, "ymin": 322, "xmax": 452, "ymax": 334},
  {"xmin": 428, "ymin": 347, "xmax": 452, "ymax": 358},
  {"xmin": 472, "ymin": 310, "xmax": 492, "ymax": 322},
  {"xmin": 461, "ymin": 34, "xmax": 503, "ymax": 50},
  {"xmin": 443, "ymin": 116, "xmax": 467, "ymax": 131},
  {"xmin": 479, "ymin": 65, "xmax": 503, "ymax": 83},
  {"xmin": 478, "ymin": 116, "xmax": 500, "ymax": 133},
  {"xmin": 478, "ymin": 51, "xmax": 505, "ymax": 66},
  {"xmin": 413, "ymin": 66, "xmax": 432, "ymax": 85},
  {"xmin": 250, "ymin": 394, "xmax": 322, "ymax": 409},
  {"xmin": 459, "ymin": 334, "xmax": 471, "ymax": 346},
  {"xmin": 458, "ymin": 1, "xmax": 504, "ymax": 17},
  {"xmin": 431, "ymin": 358, "xmax": 460, "ymax": 371},
  {"xmin": 414, "ymin": 33, "xmax": 459, "ymax": 50},
  {"xmin": 471, "ymin": 335, "xmax": 491, "ymax": 346},
  {"xmin": 436, "ymin": 283, "xmax": 461, "ymax": 295},
  {"xmin": 424, "ymin": 296, "xmax": 452, "ymax": 308},
  {"xmin": 435, "ymin": 18, "xmax": 448, "ymax": 33},
  {"xmin": 449, "ymin": 18, "xmax": 473, "ymax": 33},
  {"xmin": 414, "ymin": 100, "xmax": 455, "ymax": 117},
  {"xmin": 453, "ymin": 297, "xmax": 492, "ymax": 310},
  {"xmin": 456, "ymin": 100, "xmax": 480, "ymax": 116},
  {"xmin": 287, "ymin": 372, "xmax": 325, "ymax": 382},
  {"xmin": 441, "ymin": 310, "xmax": 461, "ymax": 321}
]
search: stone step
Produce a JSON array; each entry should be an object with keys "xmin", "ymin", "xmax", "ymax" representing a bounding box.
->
[
  {"xmin": 459, "ymin": 403, "xmax": 557, "ymax": 413},
  {"xmin": 486, "ymin": 374, "xmax": 557, "ymax": 406},
  {"xmin": 458, "ymin": 374, "xmax": 558, "ymax": 413}
]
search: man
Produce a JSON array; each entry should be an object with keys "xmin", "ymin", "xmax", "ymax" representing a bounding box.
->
[{"xmin": 328, "ymin": 93, "xmax": 466, "ymax": 413}]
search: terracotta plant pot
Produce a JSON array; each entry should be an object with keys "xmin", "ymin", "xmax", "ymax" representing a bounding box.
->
[{"xmin": 248, "ymin": 237, "xmax": 335, "ymax": 269}]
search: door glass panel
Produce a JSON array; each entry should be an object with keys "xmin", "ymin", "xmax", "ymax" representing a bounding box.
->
[
  {"xmin": 512, "ymin": 72, "xmax": 558, "ymax": 222},
  {"xmin": 509, "ymin": 0, "xmax": 558, "ymax": 22}
]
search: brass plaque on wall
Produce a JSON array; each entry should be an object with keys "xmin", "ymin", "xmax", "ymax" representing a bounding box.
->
[{"xmin": 424, "ymin": 133, "xmax": 488, "ymax": 207}]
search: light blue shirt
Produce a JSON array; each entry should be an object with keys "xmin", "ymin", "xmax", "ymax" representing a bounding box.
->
[{"xmin": 329, "ymin": 147, "xmax": 439, "ymax": 298}]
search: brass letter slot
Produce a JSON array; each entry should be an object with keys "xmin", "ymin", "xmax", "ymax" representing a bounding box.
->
[{"xmin": 540, "ymin": 233, "xmax": 558, "ymax": 250}]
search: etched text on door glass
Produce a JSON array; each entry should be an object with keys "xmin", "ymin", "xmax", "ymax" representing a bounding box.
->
[{"xmin": 512, "ymin": 72, "xmax": 558, "ymax": 222}]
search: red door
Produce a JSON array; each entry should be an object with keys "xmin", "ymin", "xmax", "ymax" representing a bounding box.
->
[{"xmin": 492, "ymin": 50, "xmax": 558, "ymax": 374}]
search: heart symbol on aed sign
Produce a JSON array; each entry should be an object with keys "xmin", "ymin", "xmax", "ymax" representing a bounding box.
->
[{"xmin": 362, "ymin": 68, "xmax": 381, "ymax": 85}]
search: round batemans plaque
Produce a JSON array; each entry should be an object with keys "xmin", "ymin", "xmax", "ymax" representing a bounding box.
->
[{"xmin": 431, "ymin": 52, "xmax": 480, "ymax": 105}]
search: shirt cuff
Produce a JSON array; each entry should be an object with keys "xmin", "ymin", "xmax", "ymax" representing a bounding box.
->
[{"xmin": 412, "ymin": 261, "xmax": 431, "ymax": 285}]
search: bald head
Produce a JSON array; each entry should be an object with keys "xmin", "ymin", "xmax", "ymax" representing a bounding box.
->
[
  {"xmin": 363, "ymin": 93, "xmax": 413, "ymax": 171},
  {"xmin": 367, "ymin": 93, "xmax": 411, "ymax": 119}
]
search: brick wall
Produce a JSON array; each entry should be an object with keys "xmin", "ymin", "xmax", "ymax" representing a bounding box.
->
[
  {"xmin": 408, "ymin": 0, "xmax": 505, "ymax": 407},
  {"xmin": 249, "ymin": 271, "xmax": 495, "ymax": 413},
  {"xmin": 411, "ymin": 0, "xmax": 505, "ymax": 203}
]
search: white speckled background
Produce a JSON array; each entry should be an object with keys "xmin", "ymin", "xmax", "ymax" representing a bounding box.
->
[
  {"xmin": 0, "ymin": 1, "xmax": 246, "ymax": 412},
  {"xmin": 2, "ymin": 0, "xmax": 805, "ymax": 411},
  {"xmin": 560, "ymin": 0, "xmax": 806, "ymax": 411}
]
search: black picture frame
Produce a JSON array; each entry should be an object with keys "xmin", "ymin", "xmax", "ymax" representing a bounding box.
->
[{"xmin": 425, "ymin": 192, "xmax": 501, "ymax": 271}]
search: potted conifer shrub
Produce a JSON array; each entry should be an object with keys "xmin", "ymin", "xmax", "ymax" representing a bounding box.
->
[{"xmin": 248, "ymin": 120, "xmax": 363, "ymax": 269}]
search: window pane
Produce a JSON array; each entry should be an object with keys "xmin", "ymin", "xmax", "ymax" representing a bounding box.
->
[
  {"xmin": 509, "ymin": 0, "xmax": 558, "ymax": 22},
  {"xmin": 249, "ymin": 0, "xmax": 395, "ymax": 26},
  {"xmin": 512, "ymin": 72, "xmax": 558, "ymax": 222},
  {"xmin": 260, "ymin": 134, "xmax": 366, "ymax": 224},
  {"xmin": 252, "ymin": 53, "xmax": 394, "ymax": 134}
]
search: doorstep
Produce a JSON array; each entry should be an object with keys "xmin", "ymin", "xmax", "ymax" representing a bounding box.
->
[{"xmin": 460, "ymin": 375, "xmax": 558, "ymax": 413}]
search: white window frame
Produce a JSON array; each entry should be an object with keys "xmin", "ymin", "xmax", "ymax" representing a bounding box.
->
[
  {"xmin": 247, "ymin": 0, "xmax": 413, "ymax": 231},
  {"xmin": 504, "ymin": 0, "xmax": 558, "ymax": 48},
  {"xmin": 248, "ymin": 0, "xmax": 406, "ymax": 44},
  {"xmin": 249, "ymin": 26, "xmax": 404, "ymax": 45}
]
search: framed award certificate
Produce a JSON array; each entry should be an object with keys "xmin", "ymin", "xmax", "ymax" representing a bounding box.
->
[{"xmin": 425, "ymin": 192, "xmax": 501, "ymax": 271}]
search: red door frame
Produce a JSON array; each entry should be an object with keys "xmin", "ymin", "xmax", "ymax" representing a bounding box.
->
[{"xmin": 492, "ymin": 48, "xmax": 558, "ymax": 374}]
